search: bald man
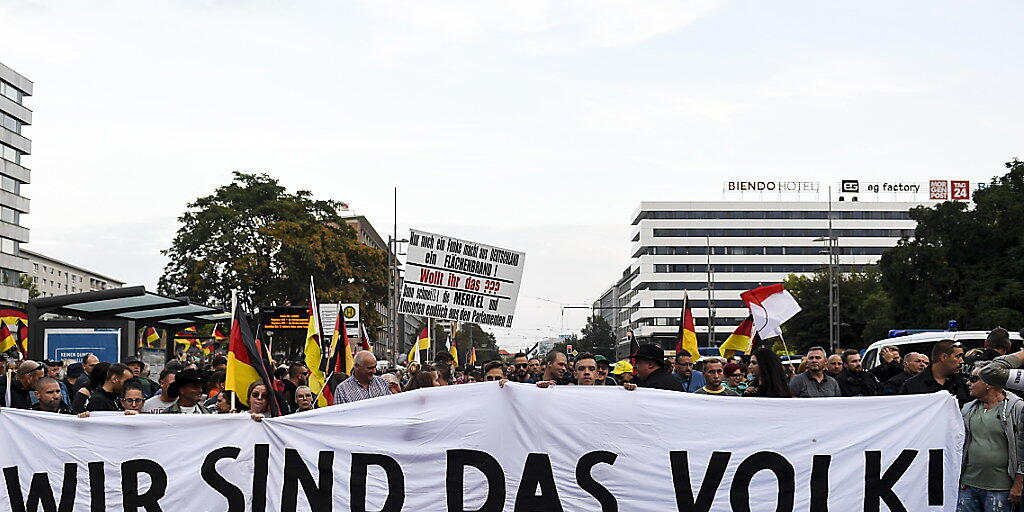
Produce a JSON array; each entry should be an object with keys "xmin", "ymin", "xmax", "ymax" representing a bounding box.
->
[
  {"xmin": 0, "ymin": 360, "xmax": 46, "ymax": 409},
  {"xmin": 333, "ymin": 350, "xmax": 392, "ymax": 405}
]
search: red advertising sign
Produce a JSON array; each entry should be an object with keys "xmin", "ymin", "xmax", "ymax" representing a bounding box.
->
[
  {"xmin": 929, "ymin": 180, "xmax": 948, "ymax": 200},
  {"xmin": 951, "ymin": 180, "xmax": 970, "ymax": 200}
]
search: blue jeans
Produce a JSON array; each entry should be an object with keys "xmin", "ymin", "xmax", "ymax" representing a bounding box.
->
[{"xmin": 957, "ymin": 485, "xmax": 1011, "ymax": 512}]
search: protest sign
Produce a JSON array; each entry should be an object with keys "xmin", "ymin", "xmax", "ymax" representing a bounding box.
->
[
  {"xmin": 0, "ymin": 386, "xmax": 962, "ymax": 511},
  {"xmin": 399, "ymin": 230, "xmax": 525, "ymax": 328}
]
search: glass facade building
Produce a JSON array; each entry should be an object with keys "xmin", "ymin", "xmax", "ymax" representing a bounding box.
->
[{"xmin": 0, "ymin": 62, "xmax": 31, "ymax": 305}]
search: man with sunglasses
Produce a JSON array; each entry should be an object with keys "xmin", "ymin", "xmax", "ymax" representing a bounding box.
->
[
  {"xmin": 900, "ymin": 340, "xmax": 970, "ymax": 405},
  {"xmin": 958, "ymin": 366, "xmax": 1024, "ymax": 509},
  {"xmin": 509, "ymin": 353, "xmax": 536, "ymax": 384},
  {"xmin": 0, "ymin": 360, "xmax": 45, "ymax": 408},
  {"xmin": 672, "ymin": 350, "xmax": 705, "ymax": 393}
]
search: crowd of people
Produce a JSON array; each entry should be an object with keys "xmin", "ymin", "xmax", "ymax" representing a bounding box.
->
[{"xmin": 2, "ymin": 327, "xmax": 1023, "ymax": 511}]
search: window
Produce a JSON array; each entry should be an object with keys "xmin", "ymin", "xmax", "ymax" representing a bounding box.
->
[
  {"xmin": 32, "ymin": 263, "xmax": 37, "ymax": 273},
  {"xmin": 0, "ymin": 112, "xmax": 21, "ymax": 134},
  {"xmin": 0, "ymin": 81, "xmax": 24, "ymax": 104},
  {"xmin": 0, "ymin": 237, "xmax": 16, "ymax": 255},
  {"xmin": 32, "ymin": 276, "xmax": 37, "ymax": 283},
  {"xmin": 0, "ymin": 143, "xmax": 20, "ymax": 165},
  {"xmin": 1, "ymin": 175, "xmax": 20, "ymax": 194}
]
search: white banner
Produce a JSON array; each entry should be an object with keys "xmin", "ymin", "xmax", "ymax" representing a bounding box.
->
[
  {"xmin": 0, "ymin": 386, "xmax": 963, "ymax": 511},
  {"xmin": 400, "ymin": 229, "xmax": 525, "ymax": 328}
]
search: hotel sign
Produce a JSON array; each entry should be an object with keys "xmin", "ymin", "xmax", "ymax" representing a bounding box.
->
[{"xmin": 724, "ymin": 181, "xmax": 820, "ymax": 193}]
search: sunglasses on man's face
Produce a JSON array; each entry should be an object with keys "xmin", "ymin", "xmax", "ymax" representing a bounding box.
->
[
  {"xmin": 515, "ymin": 363, "xmax": 529, "ymax": 368},
  {"xmin": 485, "ymin": 376, "xmax": 502, "ymax": 381},
  {"xmin": 968, "ymin": 375, "xmax": 982, "ymax": 383}
]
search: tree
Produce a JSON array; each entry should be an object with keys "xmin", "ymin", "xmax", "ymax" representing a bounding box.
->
[
  {"xmin": 158, "ymin": 172, "xmax": 389, "ymax": 333},
  {"xmin": 782, "ymin": 269, "xmax": 894, "ymax": 353},
  {"xmin": 879, "ymin": 160, "xmax": 1024, "ymax": 331},
  {"xmin": 454, "ymin": 323, "xmax": 498, "ymax": 363},
  {"xmin": 578, "ymin": 315, "xmax": 616, "ymax": 359},
  {"xmin": 18, "ymin": 274, "xmax": 38, "ymax": 300}
]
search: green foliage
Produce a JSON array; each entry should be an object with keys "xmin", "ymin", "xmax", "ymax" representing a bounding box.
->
[
  {"xmin": 158, "ymin": 172, "xmax": 389, "ymax": 333},
  {"xmin": 783, "ymin": 269, "xmax": 894, "ymax": 352},
  {"xmin": 17, "ymin": 273, "xmax": 38, "ymax": 300},
  {"xmin": 453, "ymin": 323, "xmax": 498, "ymax": 363},
  {"xmin": 577, "ymin": 316, "xmax": 616, "ymax": 359},
  {"xmin": 879, "ymin": 160, "xmax": 1024, "ymax": 331}
]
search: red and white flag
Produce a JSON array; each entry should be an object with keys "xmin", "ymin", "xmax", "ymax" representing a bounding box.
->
[{"xmin": 740, "ymin": 284, "xmax": 801, "ymax": 339}]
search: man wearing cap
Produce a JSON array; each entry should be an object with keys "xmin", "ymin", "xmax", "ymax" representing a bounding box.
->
[
  {"xmin": 633, "ymin": 344, "xmax": 683, "ymax": 391},
  {"xmin": 85, "ymin": 363, "xmax": 132, "ymax": 412},
  {"xmin": 163, "ymin": 369, "xmax": 211, "ymax": 414},
  {"xmin": 593, "ymin": 355, "xmax": 616, "ymax": 385},
  {"xmin": 124, "ymin": 356, "xmax": 158, "ymax": 398},
  {"xmin": 0, "ymin": 360, "xmax": 46, "ymax": 408},
  {"xmin": 611, "ymin": 360, "xmax": 634, "ymax": 384}
]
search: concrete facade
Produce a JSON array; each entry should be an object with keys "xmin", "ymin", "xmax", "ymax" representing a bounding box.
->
[
  {"xmin": 0, "ymin": 62, "xmax": 31, "ymax": 305},
  {"xmin": 22, "ymin": 249, "xmax": 124, "ymax": 298}
]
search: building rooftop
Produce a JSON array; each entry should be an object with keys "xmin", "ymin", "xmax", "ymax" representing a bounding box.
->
[{"xmin": 21, "ymin": 249, "xmax": 125, "ymax": 286}]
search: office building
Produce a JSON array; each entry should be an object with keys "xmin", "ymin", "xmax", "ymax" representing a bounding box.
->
[
  {"xmin": 603, "ymin": 179, "xmax": 985, "ymax": 352},
  {"xmin": 23, "ymin": 249, "xmax": 124, "ymax": 298},
  {"xmin": 0, "ymin": 63, "xmax": 32, "ymax": 305}
]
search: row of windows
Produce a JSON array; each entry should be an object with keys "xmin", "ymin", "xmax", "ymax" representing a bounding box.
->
[
  {"xmin": 0, "ymin": 81, "xmax": 25, "ymax": 104},
  {"xmin": 31, "ymin": 264, "xmax": 112, "ymax": 290},
  {"xmin": 641, "ymin": 246, "xmax": 890, "ymax": 256},
  {"xmin": 635, "ymin": 316, "xmax": 750, "ymax": 327},
  {"xmin": 643, "ymin": 281, "xmax": 770, "ymax": 291},
  {"xmin": 652, "ymin": 228, "xmax": 915, "ymax": 238},
  {"xmin": 1, "ymin": 174, "xmax": 21, "ymax": 195},
  {"xmin": 653, "ymin": 299, "xmax": 748, "ymax": 309},
  {"xmin": 31, "ymin": 275, "xmax": 86, "ymax": 293},
  {"xmin": 0, "ymin": 112, "xmax": 22, "ymax": 134},
  {"xmin": 0, "ymin": 142, "xmax": 21, "ymax": 165},
  {"xmin": 653, "ymin": 263, "xmax": 873, "ymax": 273},
  {"xmin": 638, "ymin": 210, "xmax": 912, "ymax": 221},
  {"xmin": 1, "ymin": 205, "xmax": 20, "ymax": 225}
]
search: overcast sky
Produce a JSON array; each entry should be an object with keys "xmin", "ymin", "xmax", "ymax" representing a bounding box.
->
[{"xmin": 2, "ymin": 1, "xmax": 1022, "ymax": 350}]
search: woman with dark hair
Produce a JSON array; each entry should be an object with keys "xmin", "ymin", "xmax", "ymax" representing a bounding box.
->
[
  {"xmin": 742, "ymin": 348, "xmax": 792, "ymax": 398},
  {"xmin": 403, "ymin": 370, "xmax": 437, "ymax": 392},
  {"xmin": 71, "ymin": 361, "xmax": 110, "ymax": 413}
]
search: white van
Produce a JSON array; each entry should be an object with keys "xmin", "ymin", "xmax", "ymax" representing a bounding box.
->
[{"xmin": 862, "ymin": 330, "xmax": 1022, "ymax": 370}]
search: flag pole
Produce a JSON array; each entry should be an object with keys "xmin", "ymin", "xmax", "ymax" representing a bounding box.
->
[{"xmin": 229, "ymin": 289, "xmax": 238, "ymax": 412}]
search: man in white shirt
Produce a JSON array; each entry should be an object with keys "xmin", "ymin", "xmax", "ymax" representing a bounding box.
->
[{"xmin": 141, "ymin": 369, "xmax": 177, "ymax": 413}]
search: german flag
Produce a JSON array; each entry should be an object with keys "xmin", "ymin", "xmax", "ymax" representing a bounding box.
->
[
  {"xmin": 0, "ymin": 322, "xmax": 14, "ymax": 354},
  {"xmin": 449, "ymin": 321, "xmax": 459, "ymax": 366},
  {"xmin": 0, "ymin": 307, "xmax": 27, "ymax": 357},
  {"xmin": 225, "ymin": 300, "xmax": 281, "ymax": 415},
  {"xmin": 15, "ymin": 320, "xmax": 27, "ymax": 358},
  {"xmin": 303, "ymin": 281, "xmax": 330, "ymax": 408},
  {"xmin": 141, "ymin": 326, "xmax": 160, "ymax": 348},
  {"xmin": 719, "ymin": 315, "xmax": 754, "ymax": 359},
  {"xmin": 212, "ymin": 324, "xmax": 228, "ymax": 342},
  {"xmin": 408, "ymin": 326, "xmax": 430, "ymax": 363},
  {"xmin": 468, "ymin": 346, "xmax": 477, "ymax": 365},
  {"xmin": 674, "ymin": 291, "xmax": 699, "ymax": 361}
]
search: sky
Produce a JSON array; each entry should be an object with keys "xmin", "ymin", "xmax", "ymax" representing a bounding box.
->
[{"xmin": 1, "ymin": 0, "xmax": 1022, "ymax": 351}]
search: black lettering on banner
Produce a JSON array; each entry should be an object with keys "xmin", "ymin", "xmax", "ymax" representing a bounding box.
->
[
  {"xmin": 2, "ymin": 463, "xmax": 76, "ymax": 512},
  {"xmin": 575, "ymin": 451, "xmax": 617, "ymax": 512},
  {"xmin": 351, "ymin": 453, "xmax": 405, "ymax": 512},
  {"xmin": 89, "ymin": 461, "xmax": 105, "ymax": 511},
  {"xmin": 514, "ymin": 453, "xmax": 564, "ymax": 512},
  {"xmin": 669, "ymin": 451, "xmax": 731, "ymax": 512},
  {"xmin": 729, "ymin": 451, "xmax": 795, "ymax": 512},
  {"xmin": 201, "ymin": 447, "xmax": 244, "ymax": 512},
  {"xmin": 864, "ymin": 450, "xmax": 916, "ymax": 512},
  {"xmin": 928, "ymin": 449, "xmax": 943, "ymax": 506},
  {"xmin": 281, "ymin": 449, "xmax": 334, "ymax": 512},
  {"xmin": 252, "ymin": 443, "xmax": 269, "ymax": 512},
  {"xmin": 809, "ymin": 455, "xmax": 830, "ymax": 512},
  {"xmin": 446, "ymin": 449, "xmax": 505, "ymax": 512},
  {"xmin": 121, "ymin": 459, "xmax": 167, "ymax": 512}
]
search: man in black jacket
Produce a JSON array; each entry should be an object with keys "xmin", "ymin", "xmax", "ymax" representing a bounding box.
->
[
  {"xmin": 0, "ymin": 360, "xmax": 45, "ymax": 408},
  {"xmin": 868, "ymin": 345, "xmax": 903, "ymax": 382},
  {"xmin": 86, "ymin": 363, "xmax": 132, "ymax": 412},
  {"xmin": 899, "ymin": 340, "xmax": 969, "ymax": 405},
  {"xmin": 632, "ymin": 344, "xmax": 683, "ymax": 392},
  {"xmin": 882, "ymin": 352, "xmax": 928, "ymax": 395},
  {"xmin": 835, "ymin": 349, "xmax": 879, "ymax": 396}
]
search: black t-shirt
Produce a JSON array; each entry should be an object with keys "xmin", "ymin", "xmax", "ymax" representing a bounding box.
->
[
  {"xmin": 899, "ymin": 369, "xmax": 970, "ymax": 405},
  {"xmin": 86, "ymin": 387, "xmax": 123, "ymax": 412}
]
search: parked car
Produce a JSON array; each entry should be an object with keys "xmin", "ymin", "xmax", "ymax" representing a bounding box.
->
[{"xmin": 862, "ymin": 330, "xmax": 1022, "ymax": 370}]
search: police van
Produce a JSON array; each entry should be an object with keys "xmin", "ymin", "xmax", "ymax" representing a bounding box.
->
[{"xmin": 862, "ymin": 328, "xmax": 1022, "ymax": 370}]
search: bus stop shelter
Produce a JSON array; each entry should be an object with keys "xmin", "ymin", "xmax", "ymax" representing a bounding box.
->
[{"xmin": 26, "ymin": 286, "xmax": 227, "ymax": 363}]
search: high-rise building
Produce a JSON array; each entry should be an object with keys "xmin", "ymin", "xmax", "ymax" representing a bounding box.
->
[
  {"xmin": 602, "ymin": 178, "xmax": 986, "ymax": 354},
  {"xmin": 0, "ymin": 62, "xmax": 32, "ymax": 306}
]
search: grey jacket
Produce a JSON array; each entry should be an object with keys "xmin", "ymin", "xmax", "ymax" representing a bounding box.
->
[
  {"xmin": 960, "ymin": 392, "xmax": 1024, "ymax": 482},
  {"xmin": 980, "ymin": 354, "xmax": 1024, "ymax": 390}
]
